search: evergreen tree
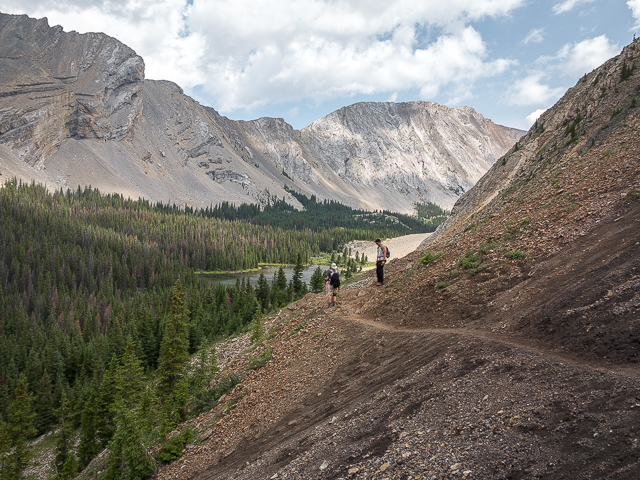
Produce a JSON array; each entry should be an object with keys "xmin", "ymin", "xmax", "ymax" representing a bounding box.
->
[
  {"xmin": 77, "ymin": 387, "xmax": 101, "ymax": 470},
  {"xmin": 156, "ymin": 280, "xmax": 190, "ymax": 434},
  {"xmin": 292, "ymin": 253, "xmax": 304, "ymax": 296},
  {"xmin": 104, "ymin": 338, "xmax": 155, "ymax": 480},
  {"xmin": 34, "ymin": 371, "xmax": 54, "ymax": 434},
  {"xmin": 0, "ymin": 374, "xmax": 36, "ymax": 480},
  {"xmin": 275, "ymin": 266, "xmax": 288, "ymax": 291},
  {"xmin": 255, "ymin": 273, "xmax": 270, "ymax": 312},
  {"xmin": 96, "ymin": 355, "xmax": 119, "ymax": 448},
  {"xmin": 50, "ymin": 391, "xmax": 79, "ymax": 480},
  {"xmin": 250, "ymin": 309, "xmax": 266, "ymax": 345},
  {"xmin": 310, "ymin": 267, "xmax": 324, "ymax": 293}
]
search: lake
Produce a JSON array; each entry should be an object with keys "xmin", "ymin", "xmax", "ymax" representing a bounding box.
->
[{"xmin": 197, "ymin": 265, "xmax": 330, "ymax": 287}]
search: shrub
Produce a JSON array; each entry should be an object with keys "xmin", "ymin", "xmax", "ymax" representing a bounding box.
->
[
  {"xmin": 458, "ymin": 251, "xmax": 479, "ymax": 270},
  {"xmin": 507, "ymin": 250, "xmax": 526, "ymax": 260},
  {"xmin": 192, "ymin": 372, "xmax": 240, "ymax": 415},
  {"xmin": 288, "ymin": 321, "xmax": 307, "ymax": 337},
  {"xmin": 435, "ymin": 281, "xmax": 450, "ymax": 291},
  {"xmin": 421, "ymin": 251, "xmax": 443, "ymax": 266},
  {"xmin": 247, "ymin": 349, "xmax": 272, "ymax": 370},
  {"xmin": 477, "ymin": 242, "xmax": 496, "ymax": 255},
  {"xmin": 158, "ymin": 427, "xmax": 196, "ymax": 463}
]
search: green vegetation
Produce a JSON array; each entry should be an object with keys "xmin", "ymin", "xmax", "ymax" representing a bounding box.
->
[
  {"xmin": 192, "ymin": 373, "xmax": 240, "ymax": 416},
  {"xmin": 0, "ymin": 178, "xmax": 447, "ymax": 478},
  {"xmin": 209, "ymin": 192, "xmax": 447, "ymax": 239},
  {"xmin": 413, "ymin": 202, "xmax": 450, "ymax": 230},
  {"xmin": 477, "ymin": 242, "xmax": 497, "ymax": 255},
  {"xmin": 420, "ymin": 251, "xmax": 444, "ymax": 266},
  {"xmin": 435, "ymin": 281, "xmax": 450, "ymax": 291},
  {"xmin": 250, "ymin": 310, "xmax": 266, "ymax": 344},
  {"xmin": 620, "ymin": 60, "xmax": 636, "ymax": 81},
  {"xmin": 458, "ymin": 251, "xmax": 479, "ymax": 270},
  {"xmin": 507, "ymin": 250, "xmax": 526, "ymax": 260},
  {"xmin": 563, "ymin": 112, "xmax": 582, "ymax": 140},
  {"xmin": 246, "ymin": 349, "xmax": 273, "ymax": 370},
  {"xmin": 158, "ymin": 428, "xmax": 195, "ymax": 463}
]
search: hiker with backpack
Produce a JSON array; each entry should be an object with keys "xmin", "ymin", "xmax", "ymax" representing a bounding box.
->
[
  {"xmin": 375, "ymin": 238, "xmax": 389, "ymax": 286},
  {"xmin": 325, "ymin": 262, "xmax": 340, "ymax": 307}
]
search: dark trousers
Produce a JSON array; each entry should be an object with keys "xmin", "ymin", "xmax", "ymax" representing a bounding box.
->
[{"xmin": 376, "ymin": 260, "xmax": 384, "ymax": 284}]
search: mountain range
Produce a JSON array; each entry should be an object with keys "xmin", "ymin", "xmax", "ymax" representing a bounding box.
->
[{"xmin": 0, "ymin": 13, "xmax": 524, "ymax": 213}]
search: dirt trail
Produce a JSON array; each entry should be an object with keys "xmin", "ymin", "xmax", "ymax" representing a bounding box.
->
[
  {"xmin": 189, "ymin": 290, "xmax": 640, "ymax": 480},
  {"xmin": 343, "ymin": 305, "xmax": 640, "ymax": 379}
]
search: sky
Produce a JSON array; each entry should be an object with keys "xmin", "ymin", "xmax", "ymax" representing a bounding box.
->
[{"xmin": 0, "ymin": 1, "xmax": 638, "ymax": 131}]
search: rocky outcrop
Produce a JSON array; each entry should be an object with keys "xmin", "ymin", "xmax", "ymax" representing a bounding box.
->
[
  {"xmin": 0, "ymin": 13, "xmax": 524, "ymax": 213},
  {"xmin": 0, "ymin": 14, "xmax": 143, "ymax": 166}
]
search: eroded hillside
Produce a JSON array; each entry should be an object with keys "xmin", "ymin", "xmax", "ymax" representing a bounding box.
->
[{"xmin": 143, "ymin": 40, "xmax": 640, "ymax": 480}]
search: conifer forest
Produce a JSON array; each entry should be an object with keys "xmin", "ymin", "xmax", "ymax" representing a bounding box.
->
[{"xmin": 0, "ymin": 179, "xmax": 446, "ymax": 478}]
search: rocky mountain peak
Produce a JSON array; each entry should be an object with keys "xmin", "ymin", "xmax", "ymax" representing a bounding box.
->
[
  {"xmin": 0, "ymin": 12, "xmax": 523, "ymax": 213},
  {"xmin": 0, "ymin": 13, "xmax": 144, "ymax": 167}
]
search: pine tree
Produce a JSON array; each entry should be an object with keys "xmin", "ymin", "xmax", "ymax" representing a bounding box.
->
[
  {"xmin": 77, "ymin": 386, "xmax": 101, "ymax": 469},
  {"xmin": 104, "ymin": 338, "xmax": 156, "ymax": 480},
  {"xmin": 250, "ymin": 309, "xmax": 266, "ymax": 344},
  {"xmin": 0, "ymin": 374, "xmax": 36, "ymax": 480},
  {"xmin": 156, "ymin": 280, "xmax": 190, "ymax": 435},
  {"xmin": 310, "ymin": 267, "xmax": 324, "ymax": 293},
  {"xmin": 255, "ymin": 273, "xmax": 270, "ymax": 312},
  {"xmin": 96, "ymin": 355, "xmax": 119, "ymax": 448},
  {"xmin": 292, "ymin": 253, "xmax": 304, "ymax": 297},
  {"xmin": 50, "ymin": 391, "xmax": 79, "ymax": 480},
  {"xmin": 33, "ymin": 371, "xmax": 54, "ymax": 434}
]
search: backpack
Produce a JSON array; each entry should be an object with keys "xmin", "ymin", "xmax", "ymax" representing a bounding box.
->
[
  {"xmin": 330, "ymin": 270, "xmax": 341, "ymax": 288},
  {"xmin": 380, "ymin": 244, "xmax": 390, "ymax": 259}
]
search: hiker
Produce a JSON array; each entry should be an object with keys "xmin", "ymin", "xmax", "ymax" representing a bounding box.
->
[
  {"xmin": 375, "ymin": 238, "xmax": 387, "ymax": 286},
  {"xmin": 325, "ymin": 262, "xmax": 340, "ymax": 307}
]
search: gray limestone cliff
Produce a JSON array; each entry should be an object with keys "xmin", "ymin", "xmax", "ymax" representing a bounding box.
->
[
  {"xmin": 0, "ymin": 13, "xmax": 143, "ymax": 167},
  {"xmin": 0, "ymin": 13, "xmax": 525, "ymax": 213}
]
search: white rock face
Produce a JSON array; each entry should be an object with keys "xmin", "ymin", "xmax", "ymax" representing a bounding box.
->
[
  {"xmin": 0, "ymin": 13, "xmax": 525, "ymax": 214},
  {"xmin": 301, "ymin": 102, "xmax": 523, "ymax": 209},
  {"xmin": 238, "ymin": 102, "xmax": 524, "ymax": 212}
]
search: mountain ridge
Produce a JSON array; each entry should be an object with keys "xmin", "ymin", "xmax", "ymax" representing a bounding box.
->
[{"xmin": 0, "ymin": 12, "xmax": 524, "ymax": 214}]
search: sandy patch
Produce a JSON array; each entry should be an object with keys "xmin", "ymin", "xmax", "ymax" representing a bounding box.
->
[{"xmin": 345, "ymin": 232, "xmax": 431, "ymax": 264}]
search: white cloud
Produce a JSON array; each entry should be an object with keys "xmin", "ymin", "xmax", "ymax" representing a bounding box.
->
[
  {"xmin": 0, "ymin": 0, "xmax": 208, "ymax": 88},
  {"xmin": 522, "ymin": 28, "xmax": 544, "ymax": 45},
  {"xmin": 526, "ymin": 108, "xmax": 547, "ymax": 126},
  {"xmin": 0, "ymin": 0, "xmax": 525, "ymax": 113},
  {"xmin": 629, "ymin": 0, "xmax": 640, "ymax": 29},
  {"xmin": 506, "ymin": 73, "xmax": 565, "ymax": 106},
  {"xmin": 552, "ymin": 0, "xmax": 596, "ymax": 15},
  {"xmin": 555, "ymin": 36, "xmax": 619, "ymax": 76},
  {"xmin": 387, "ymin": 92, "xmax": 399, "ymax": 102}
]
